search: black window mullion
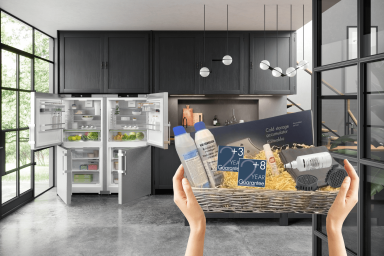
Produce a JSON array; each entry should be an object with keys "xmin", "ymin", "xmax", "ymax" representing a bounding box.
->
[{"xmin": 16, "ymin": 53, "xmax": 20, "ymax": 197}]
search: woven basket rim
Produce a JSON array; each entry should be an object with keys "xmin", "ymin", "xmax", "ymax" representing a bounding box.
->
[{"xmin": 192, "ymin": 187, "xmax": 339, "ymax": 195}]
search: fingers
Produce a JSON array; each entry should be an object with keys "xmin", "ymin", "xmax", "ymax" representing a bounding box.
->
[
  {"xmin": 336, "ymin": 176, "xmax": 351, "ymax": 203},
  {"xmin": 344, "ymin": 159, "xmax": 359, "ymax": 198},
  {"xmin": 173, "ymin": 165, "xmax": 186, "ymax": 199},
  {"xmin": 182, "ymin": 178, "xmax": 196, "ymax": 202}
]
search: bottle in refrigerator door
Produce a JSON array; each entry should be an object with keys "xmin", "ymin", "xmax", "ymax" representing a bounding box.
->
[
  {"xmin": 173, "ymin": 126, "xmax": 210, "ymax": 188},
  {"xmin": 194, "ymin": 122, "xmax": 223, "ymax": 187}
]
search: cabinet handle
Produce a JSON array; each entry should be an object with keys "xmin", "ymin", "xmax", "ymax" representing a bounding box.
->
[{"xmin": 250, "ymin": 62, "xmax": 253, "ymax": 69}]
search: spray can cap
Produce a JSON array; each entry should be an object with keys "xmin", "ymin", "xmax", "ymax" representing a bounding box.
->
[
  {"xmin": 284, "ymin": 161, "xmax": 297, "ymax": 169},
  {"xmin": 173, "ymin": 126, "xmax": 187, "ymax": 136},
  {"xmin": 194, "ymin": 122, "xmax": 206, "ymax": 132}
]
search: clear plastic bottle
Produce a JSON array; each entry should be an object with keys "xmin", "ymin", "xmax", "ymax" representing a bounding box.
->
[
  {"xmin": 284, "ymin": 152, "xmax": 333, "ymax": 172},
  {"xmin": 263, "ymin": 144, "xmax": 279, "ymax": 176},
  {"xmin": 194, "ymin": 122, "xmax": 223, "ymax": 187},
  {"xmin": 173, "ymin": 126, "xmax": 210, "ymax": 188}
]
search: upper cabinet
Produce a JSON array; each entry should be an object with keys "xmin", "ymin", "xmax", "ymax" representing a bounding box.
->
[
  {"xmin": 59, "ymin": 31, "xmax": 150, "ymax": 94},
  {"xmin": 200, "ymin": 33, "xmax": 244, "ymax": 94},
  {"xmin": 104, "ymin": 32, "xmax": 149, "ymax": 93},
  {"xmin": 154, "ymin": 33, "xmax": 201, "ymax": 94},
  {"xmin": 250, "ymin": 32, "xmax": 297, "ymax": 95},
  {"xmin": 59, "ymin": 32, "xmax": 104, "ymax": 93}
]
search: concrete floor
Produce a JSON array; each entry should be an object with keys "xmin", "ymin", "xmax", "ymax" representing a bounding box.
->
[{"xmin": 0, "ymin": 189, "xmax": 313, "ymax": 256}]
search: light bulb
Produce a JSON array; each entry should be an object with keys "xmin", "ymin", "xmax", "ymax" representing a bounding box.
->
[
  {"xmin": 272, "ymin": 67, "xmax": 282, "ymax": 77},
  {"xmin": 222, "ymin": 55, "xmax": 232, "ymax": 65},
  {"xmin": 260, "ymin": 60, "xmax": 270, "ymax": 70},
  {"xmin": 286, "ymin": 67, "xmax": 297, "ymax": 77},
  {"xmin": 200, "ymin": 67, "xmax": 210, "ymax": 77},
  {"xmin": 297, "ymin": 60, "xmax": 309, "ymax": 70}
]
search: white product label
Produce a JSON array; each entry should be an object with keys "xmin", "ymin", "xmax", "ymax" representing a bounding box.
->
[
  {"xmin": 213, "ymin": 120, "xmax": 217, "ymax": 125},
  {"xmin": 182, "ymin": 149, "xmax": 208, "ymax": 186},
  {"xmin": 196, "ymin": 139, "xmax": 219, "ymax": 176}
]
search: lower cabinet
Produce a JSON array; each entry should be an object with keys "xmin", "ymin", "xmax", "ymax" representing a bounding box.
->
[{"xmin": 153, "ymin": 141, "xmax": 180, "ymax": 190}]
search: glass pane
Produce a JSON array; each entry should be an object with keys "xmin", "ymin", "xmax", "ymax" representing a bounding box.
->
[
  {"xmin": 19, "ymin": 56, "xmax": 32, "ymax": 90},
  {"xmin": 363, "ymin": 2, "xmax": 384, "ymax": 56},
  {"xmin": 322, "ymin": 158, "xmax": 358, "ymax": 253},
  {"xmin": 321, "ymin": 0, "xmax": 357, "ymax": 65},
  {"xmin": 35, "ymin": 148, "xmax": 52, "ymax": 196},
  {"xmin": 20, "ymin": 166, "xmax": 31, "ymax": 194},
  {"xmin": 0, "ymin": 11, "xmax": 33, "ymax": 53},
  {"xmin": 1, "ymin": 89, "xmax": 17, "ymax": 129},
  {"xmin": 1, "ymin": 50, "xmax": 16, "ymax": 89},
  {"xmin": 19, "ymin": 129, "xmax": 30, "ymax": 166},
  {"xmin": 20, "ymin": 92, "xmax": 31, "ymax": 128},
  {"xmin": 1, "ymin": 172, "xmax": 16, "ymax": 204},
  {"xmin": 321, "ymin": 239, "xmax": 329, "ymax": 256},
  {"xmin": 322, "ymin": 99, "xmax": 358, "ymax": 157},
  {"xmin": 35, "ymin": 30, "xmax": 53, "ymax": 61},
  {"xmin": 34, "ymin": 58, "xmax": 52, "ymax": 93},
  {"xmin": 5, "ymin": 131, "xmax": 17, "ymax": 172},
  {"xmin": 365, "ymin": 166, "xmax": 384, "ymax": 256},
  {"xmin": 366, "ymin": 61, "xmax": 384, "ymax": 162},
  {"xmin": 321, "ymin": 65, "xmax": 357, "ymax": 95}
]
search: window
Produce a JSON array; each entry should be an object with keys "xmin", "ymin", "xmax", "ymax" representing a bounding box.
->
[{"xmin": 1, "ymin": 9, "xmax": 54, "ymax": 213}]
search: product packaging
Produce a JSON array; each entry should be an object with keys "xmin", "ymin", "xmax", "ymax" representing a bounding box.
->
[
  {"xmin": 284, "ymin": 151, "xmax": 333, "ymax": 172},
  {"xmin": 263, "ymin": 144, "xmax": 279, "ymax": 176},
  {"xmin": 173, "ymin": 126, "xmax": 210, "ymax": 188},
  {"xmin": 194, "ymin": 122, "xmax": 223, "ymax": 187}
]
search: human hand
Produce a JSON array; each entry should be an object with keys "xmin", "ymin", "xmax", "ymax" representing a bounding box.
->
[
  {"xmin": 173, "ymin": 164, "xmax": 206, "ymax": 231},
  {"xmin": 327, "ymin": 159, "xmax": 359, "ymax": 232}
]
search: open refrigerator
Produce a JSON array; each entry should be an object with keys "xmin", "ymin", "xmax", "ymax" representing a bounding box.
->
[{"xmin": 30, "ymin": 92, "xmax": 169, "ymax": 205}]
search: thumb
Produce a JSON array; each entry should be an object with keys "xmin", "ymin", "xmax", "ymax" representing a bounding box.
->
[
  {"xmin": 182, "ymin": 178, "xmax": 195, "ymax": 201},
  {"xmin": 336, "ymin": 176, "xmax": 351, "ymax": 202}
]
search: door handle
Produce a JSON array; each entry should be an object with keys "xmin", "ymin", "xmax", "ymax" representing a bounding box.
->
[
  {"xmin": 164, "ymin": 122, "xmax": 171, "ymax": 145},
  {"xmin": 62, "ymin": 153, "xmax": 67, "ymax": 174}
]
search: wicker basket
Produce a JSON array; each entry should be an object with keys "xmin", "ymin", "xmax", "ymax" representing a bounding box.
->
[{"xmin": 193, "ymin": 188, "xmax": 338, "ymax": 214}]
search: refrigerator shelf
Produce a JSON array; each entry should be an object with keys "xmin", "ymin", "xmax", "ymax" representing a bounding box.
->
[
  {"xmin": 72, "ymin": 170, "xmax": 99, "ymax": 172},
  {"xmin": 72, "ymin": 158, "xmax": 99, "ymax": 160},
  {"xmin": 64, "ymin": 129, "xmax": 101, "ymax": 132},
  {"xmin": 40, "ymin": 109, "xmax": 65, "ymax": 113}
]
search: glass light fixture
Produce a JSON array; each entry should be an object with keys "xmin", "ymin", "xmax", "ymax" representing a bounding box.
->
[
  {"xmin": 222, "ymin": 5, "xmax": 232, "ymax": 66},
  {"xmin": 297, "ymin": 59, "xmax": 309, "ymax": 70},
  {"xmin": 286, "ymin": 67, "xmax": 297, "ymax": 77},
  {"xmin": 259, "ymin": 5, "xmax": 269, "ymax": 70},
  {"xmin": 200, "ymin": 67, "xmax": 210, "ymax": 77},
  {"xmin": 260, "ymin": 60, "xmax": 270, "ymax": 70},
  {"xmin": 222, "ymin": 55, "xmax": 232, "ymax": 65},
  {"xmin": 272, "ymin": 67, "xmax": 282, "ymax": 77}
]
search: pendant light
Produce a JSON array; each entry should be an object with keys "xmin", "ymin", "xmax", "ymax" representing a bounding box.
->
[
  {"xmin": 272, "ymin": 5, "xmax": 282, "ymax": 77},
  {"xmin": 222, "ymin": 5, "xmax": 232, "ymax": 65},
  {"xmin": 200, "ymin": 5, "xmax": 210, "ymax": 77},
  {"xmin": 297, "ymin": 5, "xmax": 308, "ymax": 70},
  {"xmin": 260, "ymin": 5, "xmax": 270, "ymax": 70},
  {"xmin": 286, "ymin": 5, "xmax": 297, "ymax": 77}
]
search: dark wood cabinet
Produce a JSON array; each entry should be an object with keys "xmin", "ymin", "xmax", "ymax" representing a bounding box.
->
[
  {"xmin": 250, "ymin": 32, "xmax": 297, "ymax": 95},
  {"xmin": 199, "ymin": 33, "xmax": 244, "ymax": 94},
  {"xmin": 153, "ymin": 142, "xmax": 180, "ymax": 189},
  {"xmin": 59, "ymin": 32, "xmax": 104, "ymax": 93},
  {"xmin": 59, "ymin": 31, "xmax": 150, "ymax": 94},
  {"xmin": 154, "ymin": 33, "xmax": 201, "ymax": 94},
  {"xmin": 104, "ymin": 32, "xmax": 149, "ymax": 93}
]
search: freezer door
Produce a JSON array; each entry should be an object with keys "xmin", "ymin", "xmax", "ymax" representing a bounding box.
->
[
  {"xmin": 30, "ymin": 92, "xmax": 63, "ymax": 150},
  {"xmin": 56, "ymin": 145, "xmax": 72, "ymax": 204},
  {"xmin": 118, "ymin": 146, "xmax": 151, "ymax": 204},
  {"xmin": 146, "ymin": 92, "xmax": 170, "ymax": 149}
]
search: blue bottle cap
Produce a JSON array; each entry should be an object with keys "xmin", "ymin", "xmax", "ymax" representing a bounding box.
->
[
  {"xmin": 194, "ymin": 122, "xmax": 206, "ymax": 132},
  {"xmin": 173, "ymin": 126, "xmax": 187, "ymax": 136}
]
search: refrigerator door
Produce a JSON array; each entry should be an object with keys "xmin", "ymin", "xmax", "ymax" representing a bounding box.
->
[
  {"xmin": 146, "ymin": 92, "xmax": 170, "ymax": 149},
  {"xmin": 30, "ymin": 92, "xmax": 63, "ymax": 150},
  {"xmin": 56, "ymin": 145, "xmax": 72, "ymax": 204},
  {"xmin": 118, "ymin": 146, "xmax": 151, "ymax": 204}
]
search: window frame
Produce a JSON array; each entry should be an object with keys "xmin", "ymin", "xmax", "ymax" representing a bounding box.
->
[
  {"xmin": 0, "ymin": 8, "xmax": 55, "ymax": 217},
  {"xmin": 312, "ymin": 0, "xmax": 384, "ymax": 256}
]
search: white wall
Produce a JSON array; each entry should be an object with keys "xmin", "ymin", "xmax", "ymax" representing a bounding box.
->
[{"xmin": 287, "ymin": 21, "xmax": 313, "ymax": 113}]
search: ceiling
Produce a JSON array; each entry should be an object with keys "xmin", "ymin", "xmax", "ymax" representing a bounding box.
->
[{"xmin": 0, "ymin": 0, "xmax": 312, "ymax": 37}]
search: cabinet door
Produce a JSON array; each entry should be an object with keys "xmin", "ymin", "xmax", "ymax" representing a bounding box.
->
[
  {"xmin": 104, "ymin": 32, "xmax": 150, "ymax": 93},
  {"xmin": 200, "ymin": 33, "xmax": 244, "ymax": 94},
  {"xmin": 118, "ymin": 147, "xmax": 151, "ymax": 204},
  {"xmin": 56, "ymin": 146, "xmax": 72, "ymax": 204},
  {"xmin": 154, "ymin": 33, "xmax": 200, "ymax": 94},
  {"xmin": 250, "ymin": 33, "xmax": 296, "ymax": 95},
  {"xmin": 154, "ymin": 143, "xmax": 180, "ymax": 189},
  {"xmin": 59, "ymin": 32, "xmax": 104, "ymax": 93}
]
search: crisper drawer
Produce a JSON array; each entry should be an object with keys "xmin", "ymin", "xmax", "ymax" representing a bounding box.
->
[{"xmin": 63, "ymin": 129, "xmax": 101, "ymax": 142}]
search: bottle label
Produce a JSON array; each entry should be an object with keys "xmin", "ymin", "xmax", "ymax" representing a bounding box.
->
[
  {"xmin": 213, "ymin": 120, "xmax": 217, "ymax": 125},
  {"xmin": 268, "ymin": 156, "xmax": 276, "ymax": 164},
  {"xmin": 182, "ymin": 149, "xmax": 209, "ymax": 187},
  {"xmin": 196, "ymin": 138, "xmax": 222, "ymax": 187}
]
